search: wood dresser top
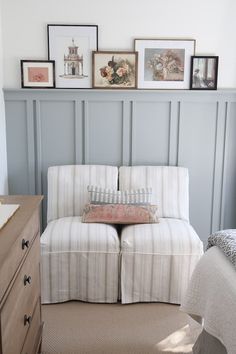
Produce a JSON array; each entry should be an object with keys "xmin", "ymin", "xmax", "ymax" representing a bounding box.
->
[{"xmin": 0, "ymin": 195, "xmax": 43, "ymax": 266}]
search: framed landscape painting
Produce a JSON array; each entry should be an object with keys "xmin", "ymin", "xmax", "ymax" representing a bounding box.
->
[
  {"xmin": 190, "ymin": 56, "xmax": 219, "ymax": 90},
  {"xmin": 92, "ymin": 51, "xmax": 138, "ymax": 89},
  {"xmin": 21, "ymin": 60, "xmax": 55, "ymax": 88},
  {"xmin": 135, "ymin": 39, "xmax": 195, "ymax": 89},
  {"xmin": 47, "ymin": 24, "xmax": 98, "ymax": 88}
]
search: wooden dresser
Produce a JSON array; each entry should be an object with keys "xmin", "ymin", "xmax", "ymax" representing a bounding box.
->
[{"xmin": 0, "ymin": 195, "xmax": 43, "ymax": 354}]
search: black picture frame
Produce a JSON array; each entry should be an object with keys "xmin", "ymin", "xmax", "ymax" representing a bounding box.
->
[
  {"xmin": 47, "ymin": 24, "xmax": 98, "ymax": 88},
  {"xmin": 21, "ymin": 60, "xmax": 55, "ymax": 88},
  {"xmin": 190, "ymin": 56, "xmax": 219, "ymax": 90}
]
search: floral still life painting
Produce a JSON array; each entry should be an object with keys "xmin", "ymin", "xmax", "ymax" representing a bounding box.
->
[
  {"xmin": 93, "ymin": 51, "xmax": 137, "ymax": 89},
  {"xmin": 145, "ymin": 49, "xmax": 184, "ymax": 82},
  {"xmin": 135, "ymin": 39, "xmax": 195, "ymax": 89}
]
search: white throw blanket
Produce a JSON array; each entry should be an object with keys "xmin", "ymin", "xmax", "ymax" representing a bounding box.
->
[{"xmin": 180, "ymin": 246, "xmax": 236, "ymax": 354}]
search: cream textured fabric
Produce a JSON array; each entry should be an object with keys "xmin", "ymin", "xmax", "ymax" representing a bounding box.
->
[
  {"xmin": 47, "ymin": 165, "xmax": 118, "ymax": 222},
  {"xmin": 119, "ymin": 166, "xmax": 189, "ymax": 221},
  {"xmin": 121, "ymin": 218, "xmax": 203, "ymax": 304},
  {"xmin": 181, "ymin": 246, "xmax": 236, "ymax": 354},
  {"xmin": 41, "ymin": 216, "xmax": 120, "ymax": 304}
]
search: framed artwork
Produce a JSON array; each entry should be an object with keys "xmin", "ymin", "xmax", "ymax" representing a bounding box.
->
[
  {"xmin": 21, "ymin": 60, "xmax": 55, "ymax": 88},
  {"xmin": 47, "ymin": 24, "xmax": 98, "ymax": 88},
  {"xmin": 92, "ymin": 51, "xmax": 138, "ymax": 89},
  {"xmin": 190, "ymin": 56, "xmax": 219, "ymax": 90},
  {"xmin": 134, "ymin": 38, "xmax": 195, "ymax": 89}
]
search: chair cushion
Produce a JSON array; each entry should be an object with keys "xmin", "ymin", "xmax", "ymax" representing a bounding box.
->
[
  {"xmin": 41, "ymin": 216, "xmax": 120, "ymax": 253},
  {"xmin": 47, "ymin": 165, "xmax": 118, "ymax": 222},
  {"xmin": 119, "ymin": 166, "xmax": 189, "ymax": 221},
  {"xmin": 121, "ymin": 218, "xmax": 203, "ymax": 255}
]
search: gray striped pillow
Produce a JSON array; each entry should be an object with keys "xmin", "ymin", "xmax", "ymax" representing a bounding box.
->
[{"xmin": 87, "ymin": 186, "xmax": 152, "ymax": 205}]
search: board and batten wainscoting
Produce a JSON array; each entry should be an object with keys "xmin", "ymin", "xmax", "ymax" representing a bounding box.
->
[{"xmin": 4, "ymin": 89, "xmax": 236, "ymax": 244}]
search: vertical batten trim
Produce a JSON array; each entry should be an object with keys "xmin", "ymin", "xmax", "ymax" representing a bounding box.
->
[
  {"xmin": 35, "ymin": 100, "xmax": 42, "ymax": 195},
  {"xmin": 130, "ymin": 101, "xmax": 135, "ymax": 165},
  {"xmin": 176, "ymin": 101, "xmax": 181, "ymax": 166},
  {"xmin": 168, "ymin": 100, "xmax": 179, "ymax": 166},
  {"xmin": 75, "ymin": 100, "xmax": 83, "ymax": 164},
  {"xmin": 210, "ymin": 102, "xmax": 219, "ymax": 233},
  {"xmin": 220, "ymin": 101, "xmax": 229, "ymax": 229},
  {"xmin": 26, "ymin": 99, "xmax": 35, "ymax": 194},
  {"xmin": 122, "ymin": 100, "xmax": 130, "ymax": 166},
  {"xmin": 84, "ymin": 101, "xmax": 89, "ymax": 164},
  {"xmin": 168, "ymin": 101, "xmax": 171, "ymax": 165}
]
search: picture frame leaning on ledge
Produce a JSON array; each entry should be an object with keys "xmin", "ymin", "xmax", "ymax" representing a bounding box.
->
[
  {"xmin": 21, "ymin": 60, "xmax": 55, "ymax": 88},
  {"xmin": 190, "ymin": 56, "xmax": 219, "ymax": 90},
  {"xmin": 47, "ymin": 24, "xmax": 98, "ymax": 88},
  {"xmin": 92, "ymin": 51, "xmax": 138, "ymax": 89},
  {"xmin": 135, "ymin": 38, "xmax": 195, "ymax": 89}
]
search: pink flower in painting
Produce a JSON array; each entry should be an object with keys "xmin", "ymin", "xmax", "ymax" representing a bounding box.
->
[{"xmin": 116, "ymin": 67, "xmax": 127, "ymax": 77}]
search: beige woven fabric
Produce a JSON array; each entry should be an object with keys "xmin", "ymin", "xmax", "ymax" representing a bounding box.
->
[{"xmin": 42, "ymin": 302, "xmax": 201, "ymax": 354}]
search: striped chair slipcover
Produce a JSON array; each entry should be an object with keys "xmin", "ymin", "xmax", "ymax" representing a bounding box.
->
[
  {"xmin": 119, "ymin": 166, "xmax": 203, "ymax": 304},
  {"xmin": 41, "ymin": 165, "xmax": 119, "ymax": 304}
]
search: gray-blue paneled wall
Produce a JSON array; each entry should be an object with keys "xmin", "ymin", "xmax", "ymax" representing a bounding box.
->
[{"xmin": 4, "ymin": 89, "xmax": 236, "ymax": 242}]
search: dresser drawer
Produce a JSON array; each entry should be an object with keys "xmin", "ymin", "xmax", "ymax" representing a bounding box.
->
[
  {"xmin": 0, "ymin": 209, "xmax": 40, "ymax": 301},
  {"xmin": 1, "ymin": 236, "xmax": 40, "ymax": 354},
  {"xmin": 21, "ymin": 300, "xmax": 42, "ymax": 354}
]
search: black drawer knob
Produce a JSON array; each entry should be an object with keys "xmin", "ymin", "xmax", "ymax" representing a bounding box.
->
[
  {"xmin": 22, "ymin": 239, "xmax": 30, "ymax": 250},
  {"xmin": 24, "ymin": 315, "xmax": 32, "ymax": 326},
  {"xmin": 23, "ymin": 275, "xmax": 32, "ymax": 286}
]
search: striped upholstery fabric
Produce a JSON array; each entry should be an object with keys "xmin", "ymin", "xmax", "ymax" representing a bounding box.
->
[
  {"xmin": 41, "ymin": 216, "xmax": 120, "ymax": 304},
  {"xmin": 88, "ymin": 186, "xmax": 152, "ymax": 204},
  {"xmin": 47, "ymin": 165, "xmax": 118, "ymax": 223},
  {"xmin": 119, "ymin": 166, "xmax": 189, "ymax": 221},
  {"xmin": 121, "ymin": 218, "xmax": 203, "ymax": 304}
]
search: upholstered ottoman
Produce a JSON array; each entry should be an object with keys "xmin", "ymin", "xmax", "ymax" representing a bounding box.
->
[
  {"xmin": 119, "ymin": 166, "xmax": 203, "ymax": 304},
  {"xmin": 41, "ymin": 165, "xmax": 120, "ymax": 304}
]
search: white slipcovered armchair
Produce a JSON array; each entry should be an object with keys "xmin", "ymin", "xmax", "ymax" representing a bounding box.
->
[
  {"xmin": 119, "ymin": 166, "xmax": 203, "ymax": 304},
  {"xmin": 40, "ymin": 165, "xmax": 120, "ymax": 303}
]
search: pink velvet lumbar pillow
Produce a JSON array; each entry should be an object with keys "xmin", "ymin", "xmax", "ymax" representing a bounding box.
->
[{"xmin": 82, "ymin": 204, "xmax": 159, "ymax": 224}]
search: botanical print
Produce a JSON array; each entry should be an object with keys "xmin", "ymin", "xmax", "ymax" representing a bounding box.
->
[
  {"xmin": 144, "ymin": 48, "xmax": 185, "ymax": 81},
  {"xmin": 28, "ymin": 67, "xmax": 49, "ymax": 82},
  {"xmin": 98, "ymin": 55, "xmax": 136, "ymax": 87},
  {"xmin": 59, "ymin": 38, "xmax": 88, "ymax": 80}
]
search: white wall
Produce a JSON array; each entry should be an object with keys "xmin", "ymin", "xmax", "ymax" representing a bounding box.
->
[
  {"xmin": 1, "ymin": 0, "xmax": 236, "ymax": 88},
  {"xmin": 0, "ymin": 4, "xmax": 8, "ymax": 194}
]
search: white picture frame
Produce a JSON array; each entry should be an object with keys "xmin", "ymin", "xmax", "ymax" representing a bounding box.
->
[{"xmin": 135, "ymin": 39, "xmax": 196, "ymax": 89}]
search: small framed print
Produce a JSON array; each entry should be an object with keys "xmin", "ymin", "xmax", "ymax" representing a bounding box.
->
[
  {"xmin": 48, "ymin": 24, "xmax": 98, "ymax": 88},
  {"xmin": 190, "ymin": 56, "xmax": 219, "ymax": 90},
  {"xmin": 135, "ymin": 38, "xmax": 195, "ymax": 89},
  {"xmin": 92, "ymin": 51, "xmax": 138, "ymax": 89},
  {"xmin": 21, "ymin": 60, "xmax": 55, "ymax": 88}
]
